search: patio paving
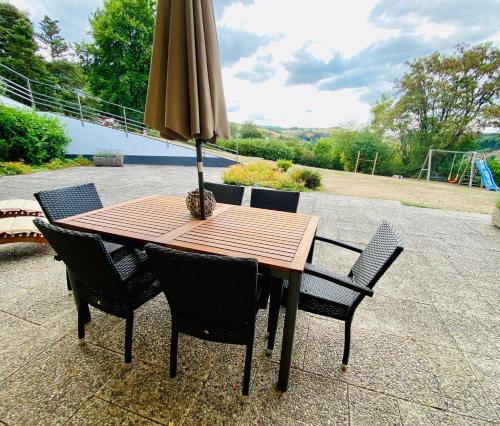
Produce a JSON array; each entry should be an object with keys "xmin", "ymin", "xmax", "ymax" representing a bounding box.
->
[{"xmin": 0, "ymin": 165, "xmax": 499, "ymax": 425}]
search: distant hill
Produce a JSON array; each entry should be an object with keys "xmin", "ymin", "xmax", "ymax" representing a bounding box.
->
[{"xmin": 231, "ymin": 122, "xmax": 342, "ymax": 142}]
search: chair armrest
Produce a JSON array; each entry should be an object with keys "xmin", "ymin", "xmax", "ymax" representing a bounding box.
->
[
  {"xmin": 304, "ymin": 266, "xmax": 373, "ymax": 297},
  {"xmin": 314, "ymin": 236, "xmax": 363, "ymax": 253}
]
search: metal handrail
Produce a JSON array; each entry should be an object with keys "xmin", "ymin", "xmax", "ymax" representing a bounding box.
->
[{"xmin": 0, "ymin": 63, "xmax": 240, "ymax": 161}]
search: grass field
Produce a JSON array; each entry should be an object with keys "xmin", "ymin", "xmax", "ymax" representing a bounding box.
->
[{"xmin": 317, "ymin": 168, "xmax": 497, "ymax": 214}]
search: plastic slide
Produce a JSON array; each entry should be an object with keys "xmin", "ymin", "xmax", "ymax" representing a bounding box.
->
[{"xmin": 475, "ymin": 160, "xmax": 499, "ymax": 191}]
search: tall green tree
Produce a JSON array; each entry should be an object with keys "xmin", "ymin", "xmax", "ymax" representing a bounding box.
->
[
  {"xmin": 37, "ymin": 15, "xmax": 69, "ymax": 60},
  {"xmin": 0, "ymin": 3, "xmax": 53, "ymax": 89},
  {"xmin": 371, "ymin": 43, "xmax": 500, "ymax": 170},
  {"xmin": 77, "ymin": 0, "xmax": 156, "ymax": 113},
  {"xmin": 239, "ymin": 121, "xmax": 263, "ymax": 138}
]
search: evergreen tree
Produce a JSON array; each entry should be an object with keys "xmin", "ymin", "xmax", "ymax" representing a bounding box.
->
[
  {"xmin": 0, "ymin": 3, "xmax": 55, "ymax": 101},
  {"xmin": 0, "ymin": 3, "xmax": 52, "ymax": 83},
  {"xmin": 37, "ymin": 15, "xmax": 70, "ymax": 60}
]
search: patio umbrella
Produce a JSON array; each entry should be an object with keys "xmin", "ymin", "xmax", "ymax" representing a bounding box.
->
[{"xmin": 144, "ymin": 0, "xmax": 230, "ymax": 219}]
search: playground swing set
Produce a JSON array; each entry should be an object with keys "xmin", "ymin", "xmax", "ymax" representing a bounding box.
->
[
  {"xmin": 354, "ymin": 151, "xmax": 378, "ymax": 175},
  {"xmin": 418, "ymin": 148, "xmax": 499, "ymax": 190}
]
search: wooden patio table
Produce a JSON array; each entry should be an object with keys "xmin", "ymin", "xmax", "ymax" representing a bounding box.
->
[{"xmin": 56, "ymin": 195, "xmax": 319, "ymax": 392}]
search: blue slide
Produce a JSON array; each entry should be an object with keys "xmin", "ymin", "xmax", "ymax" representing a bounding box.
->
[{"xmin": 475, "ymin": 160, "xmax": 499, "ymax": 191}]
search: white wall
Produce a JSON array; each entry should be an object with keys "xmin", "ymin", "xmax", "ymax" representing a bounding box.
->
[{"xmin": 0, "ymin": 95, "xmax": 219, "ymax": 160}]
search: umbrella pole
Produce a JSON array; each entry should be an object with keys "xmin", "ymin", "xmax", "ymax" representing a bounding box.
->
[{"xmin": 195, "ymin": 139, "xmax": 206, "ymax": 220}]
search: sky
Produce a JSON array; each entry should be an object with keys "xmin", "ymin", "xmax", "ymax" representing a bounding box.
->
[{"xmin": 11, "ymin": 0, "xmax": 500, "ymax": 128}]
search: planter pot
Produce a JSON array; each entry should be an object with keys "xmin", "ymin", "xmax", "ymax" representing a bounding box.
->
[
  {"xmin": 186, "ymin": 189, "xmax": 216, "ymax": 219},
  {"xmin": 493, "ymin": 207, "xmax": 500, "ymax": 229},
  {"xmin": 93, "ymin": 155, "xmax": 124, "ymax": 167}
]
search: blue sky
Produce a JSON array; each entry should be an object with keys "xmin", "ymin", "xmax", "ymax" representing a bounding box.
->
[{"xmin": 12, "ymin": 0, "xmax": 500, "ymax": 127}]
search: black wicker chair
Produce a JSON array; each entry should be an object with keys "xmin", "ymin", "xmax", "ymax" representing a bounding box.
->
[
  {"xmin": 34, "ymin": 183, "xmax": 128, "ymax": 291},
  {"xmin": 204, "ymin": 182, "xmax": 245, "ymax": 205},
  {"xmin": 249, "ymin": 187, "xmax": 301, "ymax": 341},
  {"xmin": 145, "ymin": 244, "xmax": 260, "ymax": 396},
  {"xmin": 267, "ymin": 221, "xmax": 403, "ymax": 369},
  {"xmin": 250, "ymin": 187, "xmax": 300, "ymax": 213},
  {"xmin": 34, "ymin": 219, "xmax": 162, "ymax": 367}
]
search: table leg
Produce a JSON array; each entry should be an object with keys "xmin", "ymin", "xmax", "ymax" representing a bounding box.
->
[{"xmin": 277, "ymin": 270, "xmax": 301, "ymax": 391}]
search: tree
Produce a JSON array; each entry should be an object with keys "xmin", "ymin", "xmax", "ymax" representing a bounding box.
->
[
  {"xmin": 372, "ymin": 43, "xmax": 500, "ymax": 170},
  {"xmin": 229, "ymin": 122, "xmax": 240, "ymax": 138},
  {"xmin": 37, "ymin": 15, "xmax": 69, "ymax": 60},
  {"xmin": 239, "ymin": 121, "xmax": 263, "ymax": 138},
  {"xmin": 77, "ymin": 0, "xmax": 156, "ymax": 113},
  {"xmin": 0, "ymin": 3, "xmax": 53, "ymax": 89}
]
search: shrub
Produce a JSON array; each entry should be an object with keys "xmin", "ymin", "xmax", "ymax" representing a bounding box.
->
[
  {"xmin": 290, "ymin": 168, "xmax": 322, "ymax": 190},
  {"xmin": 0, "ymin": 105, "xmax": 70, "ymax": 164},
  {"xmin": 223, "ymin": 162, "xmax": 305, "ymax": 191},
  {"xmin": 44, "ymin": 158, "xmax": 67, "ymax": 170},
  {"xmin": 276, "ymin": 159, "xmax": 293, "ymax": 171},
  {"xmin": 0, "ymin": 161, "xmax": 33, "ymax": 175},
  {"xmin": 299, "ymin": 150, "xmax": 316, "ymax": 166},
  {"xmin": 486, "ymin": 156, "xmax": 500, "ymax": 185},
  {"xmin": 71, "ymin": 155, "xmax": 93, "ymax": 166}
]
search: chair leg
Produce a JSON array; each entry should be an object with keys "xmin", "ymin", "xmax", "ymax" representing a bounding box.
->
[
  {"xmin": 77, "ymin": 301, "xmax": 86, "ymax": 345},
  {"xmin": 170, "ymin": 326, "xmax": 179, "ymax": 380},
  {"xmin": 125, "ymin": 312, "xmax": 134, "ymax": 369},
  {"xmin": 341, "ymin": 319, "xmax": 352, "ymax": 370},
  {"xmin": 68, "ymin": 271, "xmax": 91, "ymax": 324},
  {"xmin": 66, "ymin": 269, "xmax": 72, "ymax": 292},
  {"xmin": 266, "ymin": 279, "xmax": 282, "ymax": 356},
  {"xmin": 242, "ymin": 332, "xmax": 255, "ymax": 396}
]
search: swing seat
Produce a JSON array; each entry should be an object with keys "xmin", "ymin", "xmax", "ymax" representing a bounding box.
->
[{"xmin": 447, "ymin": 178, "xmax": 458, "ymax": 184}]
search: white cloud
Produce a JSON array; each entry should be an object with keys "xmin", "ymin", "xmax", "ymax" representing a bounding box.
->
[
  {"xmin": 223, "ymin": 68, "xmax": 371, "ymax": 128},
  {"xmin": 415, "ymin": 21, "xmax": 456, "ymax": 40}
]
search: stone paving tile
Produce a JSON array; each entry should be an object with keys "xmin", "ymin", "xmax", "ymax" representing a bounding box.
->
[
  {"xmin": 348, "ymin": 385, "xmax": 401, "ymax": 426},
  {"xmin": 0, "ymin": 336, "xmax": 122, "ymax": 425},
  {"xmin": 376, "ymin": 275, "xmax": 435, "ymax": 304},
  {"xmin": 97, "ymin": 360, "xmax": 201, "ymax": 425},
  {"xmin": 304, "ymin": 318, "xmax": 498, "ymax": 422},
  {"xmin": 0, "ymin": 312, "xmax": 66, "ymax": 382},
  {"xmin": 356, "ymin": 296, "xmax": 457, "ymax": 349},
  {"xmin": 184, "ymin": 355, "xmax": 349, "ymax": 426},
  {"xmin": 438, "ymin": 309, "xmax": 500, "ymax": 359},
  {"xmin": 67, "ymin": 397, "xmax": 158, "ymax": 425},
  {"xmin": 464, "ymin": 353, "xmax": 500, "ymax": 414},
  {"xmin": 0, "ymin": 280, "xmax": 74, "ymax": 325},
  {"xmin": 398, "ymin": 400, "xmax": 495, "ymax": 425}
]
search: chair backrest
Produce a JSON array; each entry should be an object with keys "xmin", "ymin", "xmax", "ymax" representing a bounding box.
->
[
  {"xmin": 250, "ymin": 188, "xmax": 300, "ymax": 213},
  {"xmin": 204, "ymin": 182, "xmax": 244, "ymax": 205},
  {"xmin": 33, "ymin": 219, "xmax": 127, "ymax": 302},
  {"xmin": 350, "ymin": 221, "xmax": 403, "ymax": 289},
  {"xmin": 145, "ymin": 244, "xmax": 258, "ymax": 324},
  {"xmin": 34, "ymin": 183, "xmax": 103, "ymax": 224}
]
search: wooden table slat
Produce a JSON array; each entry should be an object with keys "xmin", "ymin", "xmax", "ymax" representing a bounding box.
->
[
  {"xmin": 185, "ymin": 227, "xmax": 302, "ymax": 246},
  {"xmin": 71, "ymin": 216, "xmax": 178, "ymax": 236},
  {"xmin": 174, "ymin": 233, "xmax": 298, "ymax": 257}
]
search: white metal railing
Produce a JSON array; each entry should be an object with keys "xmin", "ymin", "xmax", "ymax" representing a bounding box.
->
[{"xmin": 0, "ymin": 63, "xmax": 239, "ymax": 162}]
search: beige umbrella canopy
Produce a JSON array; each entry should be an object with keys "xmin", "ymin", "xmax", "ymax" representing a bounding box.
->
[
  {"xmin": 144, "ymin": 0, "xmax": 230, "ymax": 143},
  {"xmin": 145, "ymin": 0, "xmax": 230, "ymax": 219}
]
